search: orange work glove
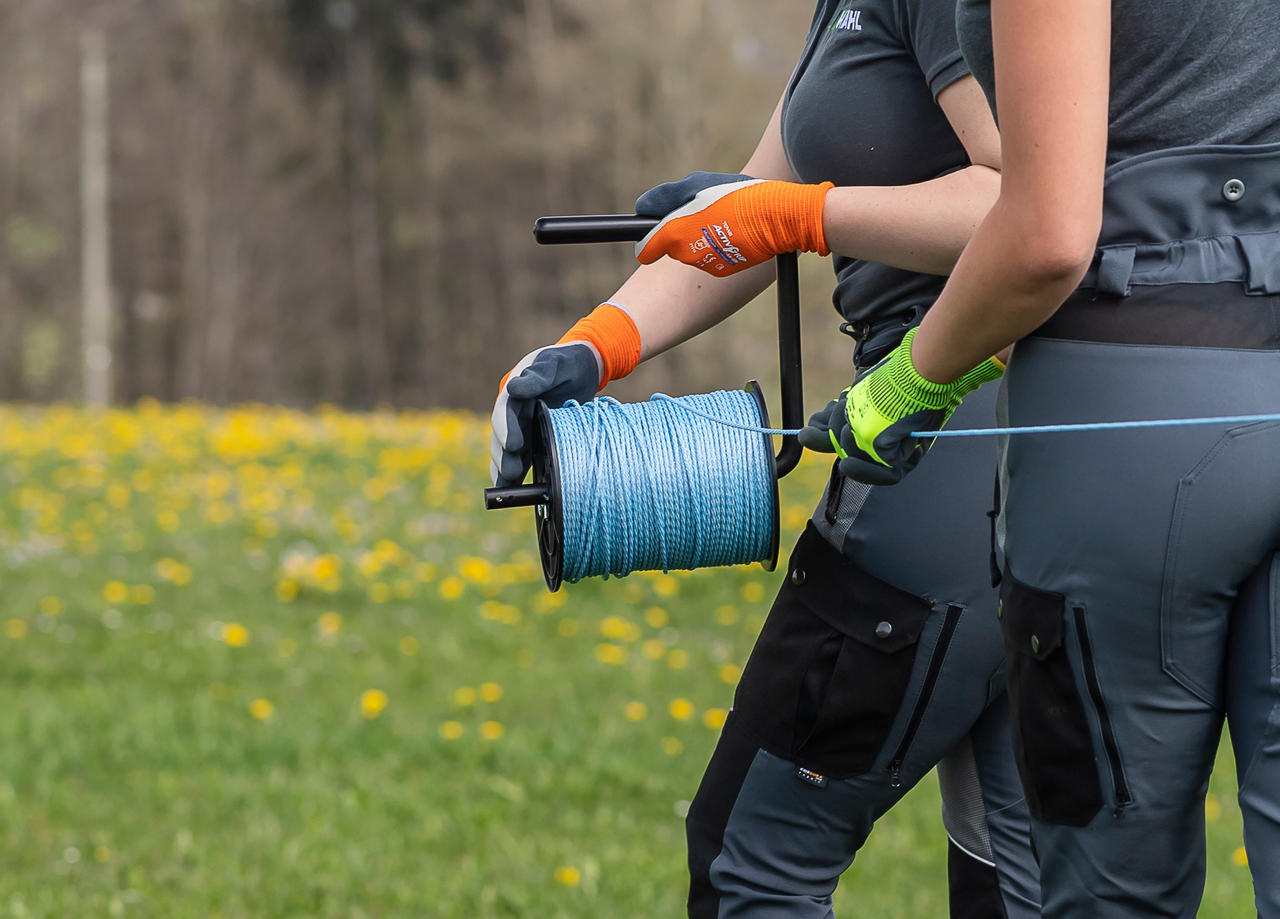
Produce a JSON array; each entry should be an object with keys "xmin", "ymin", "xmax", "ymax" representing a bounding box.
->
[{"xmin": 635, "ymin": 171, "xmax": 834, "ymax": 276}]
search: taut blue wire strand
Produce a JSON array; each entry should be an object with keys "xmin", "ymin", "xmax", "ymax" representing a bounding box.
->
[
  {"xmin": 547, "ymin": 391, "xmax": 777, "ymax": 583},
  {"xmin": 650, "ymin": 394, "xmax": 1280, "ymax": 439},
  {"xmin": 911, "ymin": 413, "xmax": 1280, "ymax": 438}
]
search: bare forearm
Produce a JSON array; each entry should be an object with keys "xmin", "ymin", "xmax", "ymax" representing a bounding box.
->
[
  {"xmin": 908, "ymin": 197, "xmax": 1090, "ymax": 381},
  {"xmin": 609, "ymin": 257, "xmax": 777, "ymax": 361},
  {"xmin": 822, "ymin": 163, "xmax": 1001, "ymax": 276}
]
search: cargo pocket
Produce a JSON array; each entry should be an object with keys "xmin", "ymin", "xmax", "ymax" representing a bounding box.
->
[
  {"xmin": 999, "ymin": 565, "xmax": 1103, "ymax": 826},
  {"xmin": 733, "ymin": 523, "xmax": 933, "ymax": 779}
]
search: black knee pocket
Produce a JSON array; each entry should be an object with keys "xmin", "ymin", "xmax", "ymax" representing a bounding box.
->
[
  {"xmin": 999, "ymin": 566, "xmax": 1103, "ymax": 826},
  {"xmin": 733, "ymin": 523, "xmax": 932, "ymax": 778}
]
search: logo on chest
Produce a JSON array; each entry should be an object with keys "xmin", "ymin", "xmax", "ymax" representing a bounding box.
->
[{"xmin": 830, "ymin": 8, "xmax": 864, "ymax": 32}]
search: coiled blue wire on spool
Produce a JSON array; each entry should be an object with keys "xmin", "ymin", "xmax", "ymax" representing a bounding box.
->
[{"xmin": 546, "ymin": 390, "xmax": 778, "ymax": 582}]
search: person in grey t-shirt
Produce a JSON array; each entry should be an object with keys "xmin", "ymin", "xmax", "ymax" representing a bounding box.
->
[
  {"xmin": 824, "ymin": 1, "xmax": 1280, "ymax": 917},
  {"xmin": 493, "ymin": 1, "xmax": 1044, "ymax": 917}
]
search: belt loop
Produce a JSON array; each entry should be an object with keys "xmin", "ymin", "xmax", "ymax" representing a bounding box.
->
[
  {"xmin": 1239, "ymin": 232, "xmax": 1280, "ymax": 294},
  {"xmin": 1097, "ymin": 245, "xmax": 1137, "ymax": 296}
]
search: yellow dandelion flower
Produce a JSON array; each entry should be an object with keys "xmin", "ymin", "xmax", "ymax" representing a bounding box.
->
[
  {"xmin": 106, "ymin": 483, "xmax": 131, "ymax": 509},
  {"xmin": 439, "ymin": 721, "xmax": 464, "ymax": 740},
  {"xmin": 414, "ymin": 561, "xmax": 438, "ymax": 583},
  {"xmin": 156, "ymin": 510, "xmax": 181, "ymax": 533},
  {"xmin": 439, "ymin": 576, "xmax": 465, "ymax": 600},
  {"xmin": 373, "ymin": 539, "xmax": 402, "ymax": 564},
  {"xmin": 668, "ymin": 698, "xmax": 695, "ymax": 721},
  {"xmin": 39, "ymin": 596, "xmax": 62, "ymax": 616},
  {"xmin": 1233, "ymin": 847, "xmax": 1249, "ymax": 867},
  {"xmin": 714, "ymin": 604, "xmax": 740, "ymax": 626},
  {"xmin": 595, "ymin": 643, "xmax": 627, "ymax": 665},
  {"xmin": 275, "ymin": 579, "xmax": 300, "ymax": 603},
  {"xmin": 454, "ymin": 686, "xmax": 478, "ymax": 706},
  {"xmin": 102, "ymin": 581, "xmax": 129, "ymax": 605},
  {"xmin": 553, "ymin": 866, "xmax": 581, "ymax": 886},
  {"xmin": 254, "ymin": 517, "xmax": 279, "ymax": 538},
  {"xmin": 458, "ymin": 556, "xmax": 493, "ymax": 583},
  {"xmin": 557, "ymin": 618, "xmax": 579, "ymax": 637},
  {"xmin": 667, "ymin": 648, "xmax": 690, "ymax": 670},
  {"xmin": 360, "ymin": 689, "xmax": 389, "ymax": 719},
  {"xmin": 318, "ymin": 611, "xmax": 342, "ymax": 635},
  {"xmin": 642, "ymin": 638, "xmax": 667, "ymax": 660},
  {"xmin": 644, "ymin": 606, "xmax": 669, "ymax": 628},
  {"xmin": 479, "ymin": 721, "xmax": 504, "ymax": 740},
  {"xmin": 249, "ymin": 698, "xmax": 274, "ymax": 720},
  {"xmin": 653, "ymin": 577, "xmax": 679, "ymax": 598},
  {"xmin": 661, "ymin": 736, "xmax": 684, "ymax": 756},
  {"xmin": 130, "ymin": 584, "xmax": 155, "ymax": 605},
  {"xmin": 624, "ymin": 701, "xmax": 648, "ymax": 722},
  {"xmin": 398, "ymin": 636, "xmax": 420, "ymax": 656},
  {"xmin": 356, "ymin": 552, "xmax": 384, "ymax": 579},
  {"xmin": 703, "ymin": 708, "xmax": 728, "ymax": 730},
  {"xmin": 536, "ymin": 591, "xmax": 567, "ymax": 613},
  {"xmin": 719, "ymin": 664, "xmax": 742, "ymax": 685},
  {"xmin": 4, "ymin": 619, "xmax": 28, "ymax": 640},
  {"xmin": 1205, "ymin": 795, "xmax": 1222, "ymax": 821},
  {"xmin": 600, "ymin": 615, "xmax": 641, "ymax": 642},
  {"xmin": 221, "ymin": 622, "xmax": 251, "ymax": 647},
  {"xmin": 479, "ymin": 682, "xmax": 503, "ymax": 703},
  {"xmin": 741, "ymin": 582, "xmax": 766, "ymax": 604}
]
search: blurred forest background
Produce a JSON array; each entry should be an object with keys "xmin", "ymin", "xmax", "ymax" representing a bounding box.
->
[{"xmin": 0, "ymin": 0, "xmax": 853, "ymax": 414}]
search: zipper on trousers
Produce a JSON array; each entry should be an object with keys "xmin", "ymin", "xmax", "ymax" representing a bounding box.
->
[
  {"xmin": 1072, "ymin": 606, "xmax": 1133, "ymax": 816},
  {"xmin": 888, "ymin": 604, "xmax": 963, "ymax": 788}
]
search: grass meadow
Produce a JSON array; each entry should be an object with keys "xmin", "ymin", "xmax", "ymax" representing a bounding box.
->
[{"xmin": 0, "ymin": 403, "xmax": 1257, "ymax": 917}]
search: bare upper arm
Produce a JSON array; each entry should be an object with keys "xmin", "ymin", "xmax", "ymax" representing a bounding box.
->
[
  {"xmin": 741, "ymin": 90, "xmax": 801, "ymax": 181},
  {"xmin": 937, "ymin": 75, "xmax": 1002, "ymax": 172}
]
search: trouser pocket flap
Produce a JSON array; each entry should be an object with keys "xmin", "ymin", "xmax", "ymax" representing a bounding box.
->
[{"xmin": 1000, "ymin": 564, "xmax": 1103, "ymax": 826}]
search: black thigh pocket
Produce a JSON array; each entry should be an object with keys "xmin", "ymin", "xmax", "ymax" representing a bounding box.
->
[
  {"xmin": 999, "ymin": 564, "xmax": 1102, "ymax": 826},
  {"xmin": 733, "ymin": 522, "xmax": 933, "ymax": 778}
]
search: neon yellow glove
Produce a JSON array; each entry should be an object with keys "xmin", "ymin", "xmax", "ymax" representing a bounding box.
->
[{"xmin": 831, "ymin": 328, "xmax": 1003, "ymax": 484}]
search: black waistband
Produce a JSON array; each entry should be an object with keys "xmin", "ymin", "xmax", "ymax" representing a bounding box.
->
[{"xmin": 1029, "ymin": 282, "xmax": 1280, "ymax": 349}]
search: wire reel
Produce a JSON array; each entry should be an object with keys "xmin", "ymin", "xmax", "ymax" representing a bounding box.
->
[{"xmin": 484, "ymin": 215, "xmax": 806, "ymax": 591}]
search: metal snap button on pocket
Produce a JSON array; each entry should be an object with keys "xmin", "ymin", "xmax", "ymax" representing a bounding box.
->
[
  {"xmin": 875, "ymin": 621, "xmax": 893, "ymax": 640},
  {"xmin": 1223, "ymin": 179, "xmax": 1245, "ymax": 202},
  {"xmin": 790, "ymin": 568, "xmax": 806, "ymax": 586}
]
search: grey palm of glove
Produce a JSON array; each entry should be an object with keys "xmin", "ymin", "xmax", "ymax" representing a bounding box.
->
[
  {"xmin": 796, "ymin": 387, "xmax": 852, "ymax": 454},
  {"xmin": 489, "ymin": 342, "xmax": 601, "ymax": 488}
]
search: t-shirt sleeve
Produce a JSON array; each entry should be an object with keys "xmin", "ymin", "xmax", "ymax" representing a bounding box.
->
[{"xmin": 899, "ymin": 0, "xmax": 970, "ymax": 99}]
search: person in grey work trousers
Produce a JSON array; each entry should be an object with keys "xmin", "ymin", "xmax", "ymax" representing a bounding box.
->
[
  {"xmin": 811, "ymin": 0, "xmax": 1280, "ymax": 915},
  {"xmin": 491, "ymin": 1, "xmax": 1041, "ymax": 916}
]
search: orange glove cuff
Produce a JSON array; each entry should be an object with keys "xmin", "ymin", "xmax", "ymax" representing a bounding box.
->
[
  {"xmin": 740, "ymin": 180, "xmax": 834, "ymax": 257},
  {"xmin": 558, "ymin": 303, "xmax": 642, "ymax": 390}
]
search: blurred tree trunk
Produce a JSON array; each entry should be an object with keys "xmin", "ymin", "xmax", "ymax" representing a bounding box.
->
[
  {"xmin": 80, "ymin": 25, "xmax": 112, "ymax": 406},
  {"xmin": 345, "ymin": 23, "xmax": 392, "ymax": 407}
]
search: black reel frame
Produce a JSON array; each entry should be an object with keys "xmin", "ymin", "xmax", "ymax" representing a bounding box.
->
[{"xmin": 483, "ymin": 214, "xmax": 806, "ymax": 590}]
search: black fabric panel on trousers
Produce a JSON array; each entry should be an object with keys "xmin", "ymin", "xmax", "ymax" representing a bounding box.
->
[
  {"xmin": 1032, "ymin": 283, "xmax": 1280, "ymax": 349},
  {"xmin": 999, "ymin": 564, "xmax": 1103, "ymax": 827},
  {"xmin": 685, "ymin": 712, "xmax": 765, "ymax": 919},
  {"xmin": 732, "ymin": 523, "xmax": 935, "ymax": 777},
  {"xmin": 948, "ymin": 838, "xmax": 1010, "ymax": 919}
]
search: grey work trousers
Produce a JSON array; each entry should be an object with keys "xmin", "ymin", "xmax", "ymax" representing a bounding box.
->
[
  {"xmin": 999, "ymin": 325, "xmax": 1280, "ymax": 918},
  {"xmin": 686, "ymin": 383, "xmax": 1039, "ymax": 919}
]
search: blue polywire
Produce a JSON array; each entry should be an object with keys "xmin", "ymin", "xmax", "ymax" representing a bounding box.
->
[
  {"xmin": 651, "ymin": 394, "xmax": 1280, "ymax": 439},
  {"xmin": 547, "ymin": 392, "xmax": 777, "ymax": 583}
]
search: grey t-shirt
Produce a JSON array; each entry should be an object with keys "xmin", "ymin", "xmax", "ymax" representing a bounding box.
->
[
  {"xmin": 957, "ymin": 0, "xmax": 1280, "ymax": 165},
  {"xmin": 782, "ymin": 0, "xmax": 972, "ymax": 325}
]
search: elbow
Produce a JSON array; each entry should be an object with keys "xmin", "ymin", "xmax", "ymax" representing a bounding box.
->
[{"xmin": 1014, "ymin": 217, "xmax": 1099, "ymax": 287}]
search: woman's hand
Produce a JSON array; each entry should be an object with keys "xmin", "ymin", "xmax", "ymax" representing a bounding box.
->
[{"xmin": 635, "ymin": 171, "xmax": 833, "ymax": 276}]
